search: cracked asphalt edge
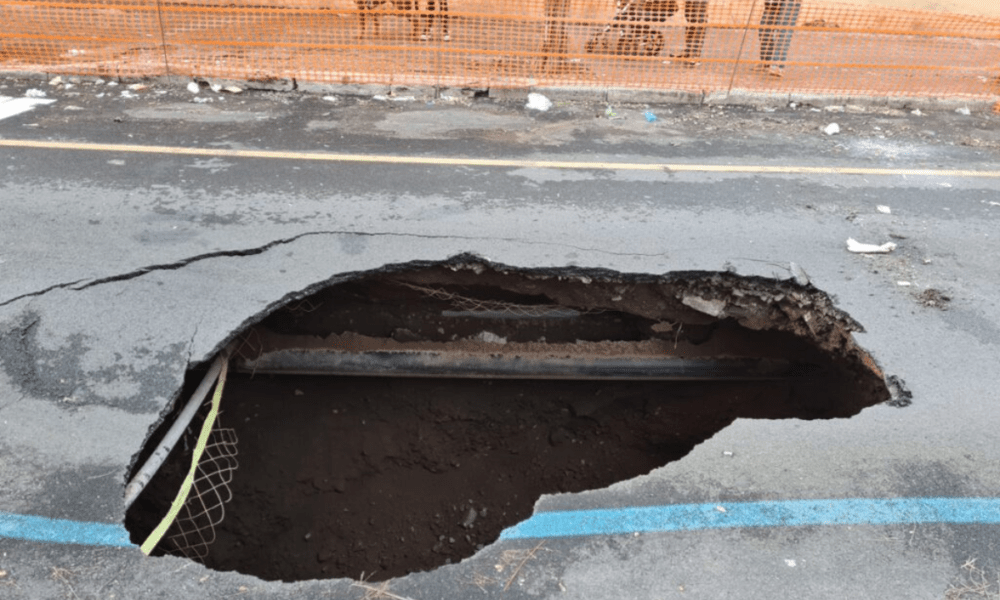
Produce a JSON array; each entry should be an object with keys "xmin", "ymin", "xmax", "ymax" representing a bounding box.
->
[{"xmin": 0, "ymin": 230, "xmax": 671, "ymax": 309}]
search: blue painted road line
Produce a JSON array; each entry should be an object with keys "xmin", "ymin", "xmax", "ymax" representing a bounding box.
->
[
  {"xmin": 0, "ymin": 511, "xmax": 133, "ymax": 547},
  {"xmin": 500, "ymin": 498, "xmax": 1000, "ymax": 540},
  {"xmin": 4, "ymin": 498, "xmax": 1000, "ymax": 548}
]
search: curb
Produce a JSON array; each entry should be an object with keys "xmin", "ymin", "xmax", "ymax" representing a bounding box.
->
[{"xmin": 3, "ymin": 69, "xmax": 998, "ymax": 112}]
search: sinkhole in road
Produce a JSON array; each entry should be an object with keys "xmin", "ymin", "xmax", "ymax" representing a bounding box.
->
[{"xmin": 125, "ymin": 257, "xmax": 891, "ymax": 583}]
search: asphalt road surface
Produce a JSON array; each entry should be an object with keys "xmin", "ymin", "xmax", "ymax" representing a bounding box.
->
[{"xmin": 2, "ymin": 78, "xmax": 1000, "ymax": 599}]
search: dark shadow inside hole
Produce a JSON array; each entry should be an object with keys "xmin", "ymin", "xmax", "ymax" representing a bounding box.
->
[
  {"xmin": 124, "ymin": 264, "xmax": 891, "ymax": 583},
  {"xmin": 260, "ymin": 278, "xmax": 655, "ymax": 344},
  {"xmin": 127, "ymin": 362, "xmax": 881, "ymax": 582}
]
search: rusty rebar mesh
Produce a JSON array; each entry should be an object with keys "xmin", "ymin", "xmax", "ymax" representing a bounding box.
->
[
  {"xmin": 161, "ymin": 415, "xmax": 239, "ymax": 561},
  {"xmin": 1, "ymin": 0, "xmax": 998, "ymax": 100},
  {"xmin": 396, "ymin": 280, "xmax": 606, "ymax": 317}
]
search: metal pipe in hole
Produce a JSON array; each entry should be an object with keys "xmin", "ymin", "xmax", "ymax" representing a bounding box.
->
[
  {"xmin": 123, "ymin": 349, "xmax": 230, "ymax": 509},
  {"xmin": 236, "ymin": 350, "xmax": 819, "ymax": 380}
]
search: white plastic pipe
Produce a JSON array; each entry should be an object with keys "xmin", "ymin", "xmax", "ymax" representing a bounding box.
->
[{"xmin": 123, "ymin": 351, "xmax": 229, "ymax": 509}]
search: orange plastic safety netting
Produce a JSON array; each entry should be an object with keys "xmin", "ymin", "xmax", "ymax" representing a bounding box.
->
[{"xmin": 1, "ymin": 0, "xmax": 998, "ymax": 100}]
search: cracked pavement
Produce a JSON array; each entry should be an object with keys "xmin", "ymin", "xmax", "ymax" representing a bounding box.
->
[{"xmin": 1, "ymin": 76, "xmax": 1000, "ymax": 599}]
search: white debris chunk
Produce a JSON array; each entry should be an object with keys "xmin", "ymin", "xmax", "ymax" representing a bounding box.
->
[
  {"xmin": 897, "ymin": 281, "xmax": 912, "ymax": 287},
  {"xmin": 955, "ymin": 106, "xmax": 971, "ymax": 116},
  {"xmin": 25, "ymin": 89, "xmax": 47, "ymax": 98},
  {"xmin": 128, "ymin": 83, "xmax": 147, "ymax": 91},
  {"xmin": 187, "ymin": 81, "xmax": 200, "ymax": 94},
  {"xmin": 823, "ymin": 123, "xmax": 840, "ymax": 135},
  {"xmin": 322, "ymin": 95, "xmax": 339, "ymax": 102},
  {"xmin": 461, "ymin": 507, "xmax": 477, "ymax": 529},
  {"xmin": 224, "ymin": 86, "xmax": 243, "ymax": 94},
  {"xmin": 210, "ymin": 83, "xmax": 223, "ymax": 93},
  {"xmin": 785, "ymin": 559, "xmax": 797, "ymax": 567},
  {"xmin": 911, "ymin": 108, "xmax": 923, "ymax": 116},
  {"xmin": 876, "ymin": 205, "xmax": 891, "ymax": 214},
  {"xmin": 372, "ymin": 94, "xmax": 416, "ymax": 102},
  {"xmin": 48, "ymin": 76, "xmax": 63, "ymax": 86},
  {"xmin": 682, "ymin": 296, "xmax": 726, "ymax": 317},
  {"xmin": 788, "ymin": 262, "xmax": 810, "ymax": 286},
  {"xmin": 526, "ymin": 92, "xmax": 553, "ymax": 111},
  {"xmin": 474, "ymin": 331, "xmax": 507, "ymax": 344},
  {"xmin": 846, "ymin": 238, "xmax": 897, "ymax": 254},
  {"xmin": 716, "ymin": 506, "xmax": 727, "ymax": 513}
]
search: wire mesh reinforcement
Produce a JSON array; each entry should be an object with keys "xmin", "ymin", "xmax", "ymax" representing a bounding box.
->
[
  {"xmin": 1, "ymin": 0, "xmax": 998, "ymax": 100},
  {"xmin": 396, "ymin": 280, "xmax": 605, "ymax": 318},
  {"xmin": 161, "ymin": 419, "xmax": 239, "ymax": 561},
  {"xmin": 140, "ymin": 358, "xmax": 238, "ymax": 559}
]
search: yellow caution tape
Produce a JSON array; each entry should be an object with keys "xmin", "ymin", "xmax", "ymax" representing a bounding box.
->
[{"xmin": 140, "ymin": 359, "xmax": 229, "ymax": 556}]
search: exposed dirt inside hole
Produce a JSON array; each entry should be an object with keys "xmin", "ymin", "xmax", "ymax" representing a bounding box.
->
[
  {"xmin": 125, "ymin": 258, "xmax": 891, "ymax": 583},
  {"xmin": 131, "ymin": 370, "xmax": 871, "ymax": 583}
]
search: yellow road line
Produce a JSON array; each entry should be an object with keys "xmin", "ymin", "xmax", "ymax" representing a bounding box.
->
[{"xmin": 2, "ymin": 138, "xmax": 999, "ymax": 178}]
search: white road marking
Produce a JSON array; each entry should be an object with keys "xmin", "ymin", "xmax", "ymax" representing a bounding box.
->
[{"xmin": 0, "ymin": 97, "xmax": 57, "ymax": 122}]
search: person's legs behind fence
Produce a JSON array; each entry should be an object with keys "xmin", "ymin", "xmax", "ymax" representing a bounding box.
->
[
  {"xmin": 671, "ymin": 0, "xmax": 708, "ymax": 68},
  {"xmin": 758, "ymin": 0, "xmax": 801, "ymax": 77}
]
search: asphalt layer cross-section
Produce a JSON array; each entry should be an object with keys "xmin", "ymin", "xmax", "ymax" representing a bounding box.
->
[{"xmin": 1, "ymin": 77, "xmax": 1000, "ymax": 600}]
